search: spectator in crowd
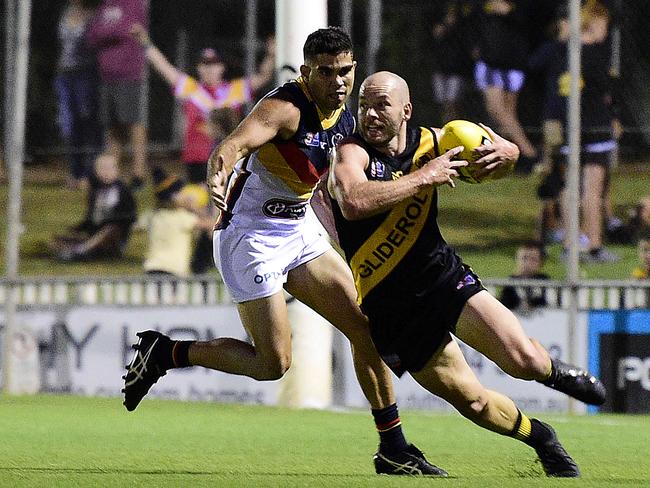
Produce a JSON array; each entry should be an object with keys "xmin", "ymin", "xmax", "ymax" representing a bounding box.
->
[
  {"xmin": 54, "ymin": 0, "xmax": 102, "ymax": 190},
  {"xmin": 608, "ymin": 196, "xmax": 650, "ymax": 245},
  {"xmin": 499, "ymin": 241, "xmax": 550, "ymax": 311},
  {"xmin": 131, "ymin": 23, "xmax": 275, "ymax": 185},
  {"xmin": 474, "ymin": 0, "xmax": 538, "ymax": 174},
  {"xmin": 49, "ymin": 153, "xmax": 137, "ymax": 261},
  {"xmin": 632, "ymin": 231, "xmax": 650, "ymax": 280},
  {"xmin": 143, "ymin": 167, "xmax": 213, "ymax": 278},
  {"xmin": 529, "ymin": 0, "xmax": 620, "ymax": 263},
  {"xmin": 430, "ymin": 1, "xmax": 476, "ymax": 123},
  {"xmin": 86, "ymin": 0, "xmax": 149, "ymax": 189},
  {"xmin": 131, "ymin": 24, "xmax": 274, "ymax": 273},
  {"xmin": 633, "ymin": 197, "xmax": 650, "ymax": 238}
]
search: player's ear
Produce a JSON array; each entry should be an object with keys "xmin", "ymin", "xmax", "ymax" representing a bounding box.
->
[
  {"xmin": 403, "ymin": 102, "xmax": 413, "ymax": 122},
  {"xmin": 299, "ymin": 65, "xmax": 311, "ymax": 79}
]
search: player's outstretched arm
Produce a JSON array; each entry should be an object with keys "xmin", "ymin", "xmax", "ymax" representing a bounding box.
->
[
  {"xmin": 330, "ymin": 140, "xmax": 467, "ymax": 220},
  {"xmin": 207, "ymin": 97, "xmax": 300, "ymax": 210},
  {"xmin": 473, "ymin": 124, "xmax": 520, "ymax": 181}
]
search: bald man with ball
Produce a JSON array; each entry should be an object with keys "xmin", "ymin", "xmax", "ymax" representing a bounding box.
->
[{"xmin": 328, "ymin": 70, "xmax": 606, "ymax": 478}]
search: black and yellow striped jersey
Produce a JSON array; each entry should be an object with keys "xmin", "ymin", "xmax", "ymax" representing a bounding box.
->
[{"xmin": 331, "ymin": 125, "xmax": 465, "ymax": 311}]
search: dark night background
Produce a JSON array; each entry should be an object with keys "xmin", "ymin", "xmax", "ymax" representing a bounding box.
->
[{"xmin": 2, "ymin": 0, "xmax": 649, "ymax": 163}]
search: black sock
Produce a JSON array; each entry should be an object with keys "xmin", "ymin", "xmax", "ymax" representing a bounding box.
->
[
  {"xmin": 523, "ymin": 418, "xmax": 555, "ymax": 447},
  {"xmin": 170, "ymin": 340, "xmax": 194, "ymax": 368},
  {"xmin": 372, "ymin": 403, "xmax": 409, "ymax": 454}
]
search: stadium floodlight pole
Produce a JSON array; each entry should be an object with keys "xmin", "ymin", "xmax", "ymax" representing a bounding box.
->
[
  {"xmin": 365, "ymin": 0, "xmax": 382, "ymax": 76},
  {"xmin": 244, "ymin": 0, "xmax": 258, "ymax": 114},
  {"xmin": 565, "ymin": 0, "xmax": 582, "ymax": 414},
  {"xmin": 2, "ymin": 0, "xmax": 32, "ymax": 393}
]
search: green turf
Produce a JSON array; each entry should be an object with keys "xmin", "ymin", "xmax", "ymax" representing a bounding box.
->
[
  {"xmin": 1, "ymin": 163, "xmax": 649, "ymax": 278},
  {"xmin": 1, "ymin": 395, "xmax": 648, "ymax": 487}
]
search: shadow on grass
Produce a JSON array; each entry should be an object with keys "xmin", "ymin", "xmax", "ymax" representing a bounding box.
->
[{"xmin": 0, "ymin": 466, "xmax": 446, "ymax": 478}]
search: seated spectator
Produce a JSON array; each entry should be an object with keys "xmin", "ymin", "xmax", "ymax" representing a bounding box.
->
[
  {"xmin": 185, "ymin": 182, "xmax": 215, "ymax": 275},
  {"xmin": 49, "ymin": 153, "xmax": 137, "ymax": 261},
  {"xmin": 499, "ymin": 241, "xmax": 550, "ymax": 311},
  {"xmin": 631, "ymin": 231, "xmax": 650, "ymax": 280},
  {"xmin": 606, "ymin": 196, "xmax": 650, "ymax": 245},
  {"xmin": 143, "ymin": 167, "xmax": 213, "ymax": 278}
]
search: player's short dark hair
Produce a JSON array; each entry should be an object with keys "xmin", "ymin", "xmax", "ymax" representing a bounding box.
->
[{"xmin": 303, "ymin": 26, "xmax": 353, "ymax": 62}]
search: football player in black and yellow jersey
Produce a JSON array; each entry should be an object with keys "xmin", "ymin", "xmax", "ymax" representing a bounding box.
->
[
  {"xmin": 329, "ymin": 71, "xmax": 607, "ymax": 477},
  {"xmin": 124, "ymin": 28, "xmax": 443, "ymax": 476}
]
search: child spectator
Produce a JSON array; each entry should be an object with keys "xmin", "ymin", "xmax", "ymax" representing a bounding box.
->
[
  {"xmin": 49, "ymin": 153, "xmax": 137, "ymax": 261},
  {"xmin": 499, "ymin": 241, "xmax": 550, "ymax": 311},
  {"xmin": 143, "ymin": 167, "xmax": 213, "ymax": 278},
  {"xmin": 130, "ymin": 23, "xmax": 275, "ymax": 184},
  {"xmin": 610, "ymin": 197, "xmax": 650, "ymax": 245},
  {"xmin": 131, "ymin": 25, "xmax": 273, "ymax": 274}
]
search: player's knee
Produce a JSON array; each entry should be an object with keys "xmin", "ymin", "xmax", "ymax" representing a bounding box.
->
[
  {"xmin": 458, "ymin": 394, "xmax": 489, "ymax": 421},
  {"xmin": 257, "ymin": 354, "xmax": 292, "ymax": 381}
]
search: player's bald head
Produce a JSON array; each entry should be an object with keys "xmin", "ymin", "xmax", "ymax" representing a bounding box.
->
[{"xmin": 359, "ymin": 71, "xmax": 410, "ymax": 104}]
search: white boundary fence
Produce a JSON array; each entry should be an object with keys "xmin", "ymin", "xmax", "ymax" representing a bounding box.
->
[
  {"xmin": 1, "ymin": 276, "xmax": 648, "ymax": 413},
  {"xmin": 1, "ymin": 275, "xmax": 648, "ymax": 310}
]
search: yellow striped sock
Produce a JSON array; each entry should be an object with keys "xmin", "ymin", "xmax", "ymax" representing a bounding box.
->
[{"xmin": 512, "ymin": 413, "xmax": 532, "ymax": 442}]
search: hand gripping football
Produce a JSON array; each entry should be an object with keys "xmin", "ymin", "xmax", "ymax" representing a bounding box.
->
[{"xmin": 438, "ymin": 120, "xmax": 493, "ymax": 184}]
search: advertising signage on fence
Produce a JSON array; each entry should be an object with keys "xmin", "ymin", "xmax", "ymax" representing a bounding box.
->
[
  {"xmin": 589, "ymin": 310, "xmax": 650, "ymax": 413},
  {"xmin": 6, "ymin": 305, "xmax": 650, "ymax": 413},
  {"xmin": 336, "ymin": 309, "xmax": 588, "ymax": 413},
  {"xmin": 1, "ymin": 307, "xmax": 281, "ymax": 405}
]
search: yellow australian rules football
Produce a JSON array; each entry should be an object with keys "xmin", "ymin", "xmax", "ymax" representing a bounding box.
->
[{"xmin": 438, "ymin": 119, "xmax": 493, "ymax": 184}]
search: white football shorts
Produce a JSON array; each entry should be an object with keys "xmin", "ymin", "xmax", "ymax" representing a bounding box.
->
[{"xmin": 213, "ymin": 209, "xmax": 331, "ymax": 303}]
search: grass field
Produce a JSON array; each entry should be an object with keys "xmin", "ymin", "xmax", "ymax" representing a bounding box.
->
[
  {"xmin": 1, "ymin": 395, "xmax": 648, "ymax": 487},
  {"xmin": 2, "ymin": 161, "xmax": 649, "ymax": 279}
]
